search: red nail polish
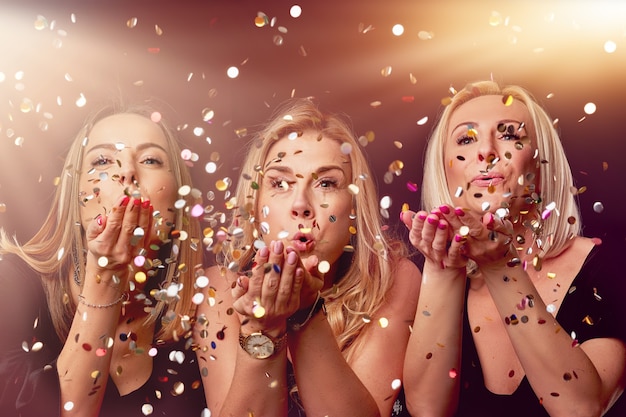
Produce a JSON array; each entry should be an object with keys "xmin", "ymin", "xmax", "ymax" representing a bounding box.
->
[
  {"xmin": 142, "ymin": 200, "xmax": 150, "ymax": 209},
  {"xmin": 121, "ymin": 196, "xmax": 130, "ymax": 206},
  {"xmin": 133, "ymin": 198, "xmax": 141, "ymax": 206}
]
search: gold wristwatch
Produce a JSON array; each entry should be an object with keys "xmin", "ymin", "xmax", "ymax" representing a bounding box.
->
[{"xmin": 239, "ymin": 330, "xmax": 287, "ymax": 359}]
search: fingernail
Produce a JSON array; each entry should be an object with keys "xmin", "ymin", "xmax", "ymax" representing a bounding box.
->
[
  {"xmin": 418, "ymin": 213, "xmax": 427, "ymax": 221},
  {"xmin": 454, "ymin": 207, "xmax": 465, "ymax": 217},
  {"xmin": 427, "ymin": 217, "xmax": 438, "ymax": 225},
  {"xmin": 236, "ymin": 277, "xmax": 243, "ymax": 287},
  {"xmin": 121, "ymin": 196, "xmax": 130, "ymax": 206},
  {"xmin": 399, "ymin": 211, "xmax": 404, "ymax": 221},
  {"xmin": 133, "ymin": 198, "xmax": 141, "ymax": 206},
  {"xmin": 438, "ymin": 221, "xmax": 447, "ymax": 230},
  {"xmin": 486, "ymin": 213, "xmax": 494, "ymax": 225},
  {"xmin": 439, "ymin": 205, "xmax": 450, "ymax": 214},
  {"xmin": 142, "ymin": 199, "xmax": 150, "ymax": 209},
  {"xmin": 287, "ymin": 251, "xmax": 297, "ymax": 265},
  {"xmin": 259, "ymin": 246, "xmax": 269, "ymax": 258},
  {"xmin": 274, "ymin": 240, "xmax": 284, "ymax": 254},
  {"xmin": 96, "ymin": 214, "xmax": 103, "ymax": 226},
  {"xmin": 454, "ymin": 234, "xmax": 464, "ymax": 242}
]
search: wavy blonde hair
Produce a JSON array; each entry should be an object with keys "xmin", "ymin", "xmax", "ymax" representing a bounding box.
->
[
  {"xmin": 0, "ymin": 103, "xmax": 203, "ymax": 341},
  {"xmin": 422, "ymin": 80, "xmax": 581, "ymax": 259},
  {"xmin": 217, "ymin": 98, "xmax": 406, "ymax": 361}
]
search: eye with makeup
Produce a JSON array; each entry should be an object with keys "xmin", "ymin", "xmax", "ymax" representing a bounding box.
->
[
  {"xmin": 266, "ymin": 176, "xmax": 294, "ymax": 191},
  {"xmin": 497, "ymin": 122, "xmax": 525, "ymax": 141},
  {"xmin": 90, "ymin": 154, "xmax": 116, "ymax": 169},
  {"xmin": 317, "ymin": 177, "xmax": 340, "ymax": 190}
]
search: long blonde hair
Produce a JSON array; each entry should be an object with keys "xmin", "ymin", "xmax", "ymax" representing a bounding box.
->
[
  {"xmin": 0, "ymin": 103, "xmax": 203, "ymax": 342},
  {"xmin": 217, "ymin": 98, "xmax": 406, "ymax": 361},
  {"xmin": 422, "ymin": 80, "xmax": 581, "ymax": 259}
]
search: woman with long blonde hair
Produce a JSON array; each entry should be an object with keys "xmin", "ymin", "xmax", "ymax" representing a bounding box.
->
[
  {"xmin": 196, "ymin": 98, "xmax": 420, "ymax": 416},
  {"xmin": 0, "ymin": 103, "xmax": 206, "ymax": 416}
]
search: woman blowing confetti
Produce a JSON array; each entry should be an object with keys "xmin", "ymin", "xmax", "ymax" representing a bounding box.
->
[
  {"xmin": 0, "ymin": 104, "xmax": 208, "ymax": 416},
  {"xmin": 195, "ymin": 98, "xmax": 420, "ymax": 417},
  {"xmin": 401, "ymin": 81, "xmax": 626, "ymax": 417}
]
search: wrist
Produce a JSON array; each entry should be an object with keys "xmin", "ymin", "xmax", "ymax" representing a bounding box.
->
[{"xmin": 287, "ymin": 292, "xmax": 326, "ymax": 332}]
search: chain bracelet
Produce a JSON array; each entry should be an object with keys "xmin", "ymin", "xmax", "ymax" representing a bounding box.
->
[{"xmin": 78, "ymin": 292, "xmax": 129, "ymax": 308}]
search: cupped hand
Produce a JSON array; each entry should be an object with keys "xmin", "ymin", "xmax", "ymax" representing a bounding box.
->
[
  {"xmin": 232, "ymin": 240, "xmax": 307, "ymax": 331},
  {"xmin": 432, "ymin": 205, "xmax": 516, "ymax": 271},
  {"xmin": 84, "ymin": 195, "xmax": 154, "ymax": 284},
  {"xmin": 401, "ymin": 208, "xmax": 467, "ymax": 270}
]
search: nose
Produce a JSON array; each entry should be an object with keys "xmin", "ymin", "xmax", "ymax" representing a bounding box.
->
[
  {"xmin": 477, "ymin": 135, "xmax": 498, "ymax": 164},
  {"xmin": 290, "ymin": 188, "xmax": 314, "ymax": 219},
  {"xmin": 119, "ymin": 162, "xmax": 139, "ymax": 188}
]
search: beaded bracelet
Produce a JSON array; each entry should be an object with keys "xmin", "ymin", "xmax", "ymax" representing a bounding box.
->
[{"xmin": 78, "ymin": 292, "xmax": 129, "ymax": 308}]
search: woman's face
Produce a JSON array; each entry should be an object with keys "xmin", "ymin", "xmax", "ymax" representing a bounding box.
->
[
  {"xmin": 79, "ymin": 113, "xmax": 178, "ymax": 243},
  {"xmin": 257, "ymin": 130, "xmax": 354, "ymax": 267},
  {"xmin": 443, "ymin": 95, "xmax": 538, "ymax": 215}
]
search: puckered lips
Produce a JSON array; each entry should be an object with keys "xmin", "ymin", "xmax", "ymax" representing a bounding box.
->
[
  {"xmin": 471, "ymin": 171, "xmax": 505, "ymax": 188},
  {"xmin": 290, "ymin": 231, "xmax": 315, "ymax": 252}
]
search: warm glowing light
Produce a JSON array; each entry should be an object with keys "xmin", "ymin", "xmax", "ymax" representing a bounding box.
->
[
  {"xmin": 392, "ymin": 24, "xmax": 404, "ymax": 36},
  {"xmin": 226, "ymin": 66, "xmax": 239, "ymax": 78},
  {"xmin": 604, "ymin": 40, "xmax": 617, "ymax": 53},
  {"xmin": 583, "ymin": 102, "xmax": 596, "ymax": 115},
  {"xmin": 290, "ymin": 5, "xmax": 302, "ymax": 18}
]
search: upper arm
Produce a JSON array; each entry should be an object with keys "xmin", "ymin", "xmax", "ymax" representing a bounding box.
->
[
  {"xmin": 348, "ymin": 258, "xmax": 422, "ymax": 415},
  {"xmin": 580, "ymin": 337, "xmax": 626, "ymax": 414}
]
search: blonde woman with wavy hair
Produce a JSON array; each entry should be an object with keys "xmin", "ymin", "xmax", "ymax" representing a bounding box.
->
[
  {"xmin": 0, "ymin": 103, "xmax": 206, "ymax": 416},
  {"xmin": 402, "ymin": 81, "xmax": 626, "ymax": 417},
  {"xmin": 197, "ymin": 98, "xmax": 420, "ymax": 416}
]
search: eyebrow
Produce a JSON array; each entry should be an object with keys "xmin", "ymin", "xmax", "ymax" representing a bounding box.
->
[
  {"xmin": 450, "ymin": 119, "xmax": 525, "ymax": 135},
  {"xmin": 85, "ymin": 142, "xmax": 169, "ymax": 155},
  {"xmin": 264, "ymin": 164, "xmax": 347, "ymax": 177}
]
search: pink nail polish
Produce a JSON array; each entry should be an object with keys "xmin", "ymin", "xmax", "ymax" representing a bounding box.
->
[
  {"xmin": 454, "ymin": 208, "xmax": 465, "ymax": 217},
  {"xmin": 259, "ymin": 246, "xmax": 269, "ymax": 258},
  {"xmin": 439, "ymin": 205, "xmax": 450, "ymax": 214},
  {"xmin": 96, "ymin": 214, "xmax": 103, "ymax": 226},
  {"xmin": 438, "ymin": 221, "xmax": 447, "ymax": 230},
  {"xmin": 427, "ymin": 217, "xmax": 438, "ymax": 225},
  {"xmin": 454, "ymin": 234, "xmax": 463, "ymax": 242},
  {"xmin": 287, "ymin": 251, "xmax": 297, "ymax": 265},
  {"xmin": 418, "ymin": 213, "xmax": 427, "ymax": 221}
]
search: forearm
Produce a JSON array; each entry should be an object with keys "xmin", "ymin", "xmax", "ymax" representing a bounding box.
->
[
  {"xmin": 56, "ymin": 276, "xmax": 125, "ymax": 417},
  {"xmin": 483, "ymin": 266, "xmax": 604, "ymax": 416},
  {"xmin": 404, "ymin": 261, "xmax": 466, "ymax": 417},
  {"xmin": 289, "ymin": 313, "xmax": 380, "ymax": 417}
]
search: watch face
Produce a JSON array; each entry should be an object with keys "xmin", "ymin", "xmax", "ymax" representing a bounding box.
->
[{"xmin": 244, "ymin": 333, "xmax": 275, "ymax": 359}]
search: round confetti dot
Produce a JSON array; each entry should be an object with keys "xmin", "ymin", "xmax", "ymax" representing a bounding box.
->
[
  {"xmin": 392, "ymin": 24, "xmax": 404, "ymax": 36},
  {"xmin": 583, "ymin": 102, "xmax": 596, "ymax": 115},
  {"xmin": 378, "ymin": 317, "xmax": 389, "ymax": 328},
  {"xmin": 63, "ymin": 402, "xmax": 74, "ymax": 411},
  {"xmin": 150, "ymin": 112, "xmax": 162, "ymax": 123},
  {"xmin": 290, "ymin": 5, "xmax": 302, "ymax": 18},
  {"xmin": 135, "ymin": 271, "xmax": 147, "ymax": 283},
  {"xmin": 97, "ymin": 256, "xmax": 109, "ymax": 267},
  {"xmin": 142, "ymin": 404, "xmax": 154, "ymax": 415},
  {"xmin": 340, "ymin": 142, "xmax": 352, "ymax": 155},
  {"xmin": 317, "ymin": 260, "xmax": 331, "ymax": 274},
  {"xmin": 205, "ymin": 161, "xmax": 217, "ymax": 174},
  {"xmin": 546, "ymin": 304, "xmax": 556, "ymax": 314},
  {"xmin": 449, "ymin": 368, "xmax": 458, "ymax": 378},
  {"xmin": 391, "ymin": 379, "xmax": 401, "ymax": 390},
  {"xmin": 253, "ymin": 304, "xmax": 266, "ymax": 318},
  {"xmin": 593, "ymin": 201, "xmax": 604, "ymax": 213},
  {"xmin": 226, "ymin": 66, "xmax": 239, "ymax": 79}
]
